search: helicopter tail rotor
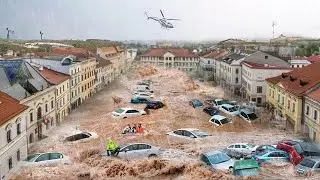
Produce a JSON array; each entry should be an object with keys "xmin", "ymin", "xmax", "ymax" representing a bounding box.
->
[
  {"xmin": 160, "ymin": 10, "xmax": 165, "ymax": 19},
  {"xmin": 145, "ymin": 12, "xmax": 150, "ymax": 19}
]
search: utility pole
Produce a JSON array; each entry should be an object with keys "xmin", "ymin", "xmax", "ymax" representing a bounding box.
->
[
  {"xmin": 6, "ymin": 28, "xmax": 14, "ymax": 39},
  {"xmin": 40, "ymin": 31, "xmax": 44, "ymax": 40},
  {"xmin": 272, "ymin": 21, "xmax": 276, "ymax": 39}
]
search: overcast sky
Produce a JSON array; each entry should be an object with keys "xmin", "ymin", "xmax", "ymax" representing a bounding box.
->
[{"xmin": 0, "ymin": 0, "xmax": 320, "ymax": 41}]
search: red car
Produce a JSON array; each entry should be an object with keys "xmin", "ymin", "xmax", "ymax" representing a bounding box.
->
[{"xmin": 277, "ymin": 140, "xmax": 320, "ymax": 165}]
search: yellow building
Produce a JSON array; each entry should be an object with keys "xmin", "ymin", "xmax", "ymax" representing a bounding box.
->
[
  {"xmin": 266, "ymin": 63, "xmax": 320, "ymax": 133},
  {"xmin": 304, "ymin": 89, "xmax": 320, "ymax": 143},
  {"xmin": 79, "ymin": 57, "xmax": 97, "ymax": 101}
]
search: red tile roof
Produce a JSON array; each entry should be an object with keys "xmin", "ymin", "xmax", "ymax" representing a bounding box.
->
[
  {"xmin": 242, "ymin": 61, "xmax": 293, "ymax": 70},
  {"xmin": 203, "ymin": 50, "xmax": 229, "ymax": 59},
  {"xmin": 38, "ymin": 67, "xmax": 71, "ymax": 85},
  {"xmin": 307, "ymin": 88, "xmax": 320, "ymax": 103},
  {"xmin": 266, "ymin": 63, "xmax": 320, "ymax": 96},
  {"xmin": 0, "ymin": 91, "xmax": 28, "ymax": 126},
  {"xmin": 307, "ymin": 56, "xmax": 320, "ymax": 63},
  {"xmin": 52, "ymin": 48, "xmax": 89, "ymax": 58},
  {"xmin": 99, "ymin": 47, "xmax": 118, "ymax": 55},
  {"xmin": 141, "ymin": 48, "xmax": 199, "ymax": 58}
]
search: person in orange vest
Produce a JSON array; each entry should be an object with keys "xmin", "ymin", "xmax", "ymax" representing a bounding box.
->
[{"xmin": 137, "ymin": 123, "xmax": 144, "ymax": 134}]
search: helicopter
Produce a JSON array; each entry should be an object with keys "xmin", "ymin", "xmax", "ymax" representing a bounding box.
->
[{"xmin": 145, "ymin": 10, "xmax": 180, "ymax": 29}]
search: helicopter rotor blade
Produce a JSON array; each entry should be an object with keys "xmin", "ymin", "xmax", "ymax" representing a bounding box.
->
[
  {"xmin": 160, "ymin": 10, "xmax": 165, "ymax": 18},
  {"xmin": 166, "ymin": 19, "xmax": 180, "ymax": 21}
]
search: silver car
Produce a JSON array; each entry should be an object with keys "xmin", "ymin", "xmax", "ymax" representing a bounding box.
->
[
  {"xmin": 102, "ymin": 143, "xmax": 162, "ymax": 159},
  {"xmin": 201, "ymin": 151, "xmax": 235, "ymax": 171},
  {"xmin": 296, "ymin": 156, "xmax": 320, "ymax": 176}
]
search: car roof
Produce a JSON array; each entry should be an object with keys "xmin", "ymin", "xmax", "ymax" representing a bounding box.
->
[
  {"xmin": 230, "ymin": 143, "xmax": 250, "ymax": 145},
  {"xmin": 233, "ymin": 159, "xmax": 259, "ymax": 170},
  {"xmin": 175, "ymin": 128, "xmax": 200, "ymax": 132},
  {"xmin": 215, "ymin": 99, "xmax": 223, "ymax": 101},
  {"xmin": 304, "ymin": 156, "xmax": 320, "ymax": 161},
  {"xmin": 212, "ymin": 115, "xmax": 226, "ymax": 120},
  {"xmin": 118, "ymin": 107, "xmax": 135, "ymax": 111},
  {"xmin": 221, "ymin": 104, "xmax": 234, "ymax": 108},
  {"xmin": 191, "ymin": 99, "xmax": 200, "ymax": 102},
  {"xmin": 297, "ymin": 142, "xmax": 320, "ymax": 152},
  {"xmin": 203, "ymin": 150, "xmax": 223, "ymax": 156},
  {"xmin": 240, "ymin": 109, "xmax": 254, "ymax": 114}
]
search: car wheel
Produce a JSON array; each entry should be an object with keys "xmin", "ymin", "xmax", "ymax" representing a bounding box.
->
[
  {"xmin": 148, "ymin": 154, "xmax": 157, "ymax": 158},
  {"xmin": 228, "ymin": 166, "xmax": 233, "ymax": 172}
]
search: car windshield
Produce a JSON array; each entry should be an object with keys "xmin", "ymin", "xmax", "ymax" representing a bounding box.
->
[
  {"xmin": 229, "ymin": 107, "xmax": 237, "ymax": 112},
  {"xmin": 234, "ymin": 168, "xmax": 259, "ymax": 176},
  {"xmin": 24, "ymin": 154, "xmax": 41, "ymax": 162},
  {"xmin": 300, "ymin": 158, "xmax": 316, "ymax": 168},
  {"xmin": 247, "ymin": 113, "xmax": 257, "ymax": 120},
  {"xmin": 193, "ymin": 100, "xmax": 202, "ymax": 106},
  {"xmin": 293, "ymin": 144, "xmax": 304, "ymax": 155},
  {"xmin": 115, "ymin": 109, "xmax": 125, "ymax": 113},
  {"xmin": 217, "ymin": 101, "xmax": 224, "ymax": 105},
  {"xmin": 208, "ymin": 153, "xmax": 231, "ymax": 164},
  {"xmin": 191, "ymin": 130, "xmax": 208, "ymax": 138},
  {"xmin": 220, "ymin": 118, "xmax": 230, "ymax": 124},
  {"xmin": 247, "ymin": 144, "xmax": 256, "ymax": 148},
  {"xmin": 256, "ymin": 151, "xmax": 269, "ymax": 156}
]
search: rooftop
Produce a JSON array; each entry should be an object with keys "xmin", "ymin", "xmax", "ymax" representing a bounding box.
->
[
  {"xmin": 220, "ymin": 53, "xmax": 245, "ymax": 64},
  {"xmin": 242, "ymin": 61, "xmax": 292, "ymax": 70},
  {"xmin": 0, "ymin": 91, "xmax": 28, "ymax": 126},
  {"xmin": 244, "ymin": 51, "xmax": 290, "ymax": 67},
  {"xmin": 36, "ymin": 66, "xmax": 71, "ymax": 85},
  {"xmin": 141, "ymin": 48, "xmax": 199, "ymax": 58},
  {"xmin": 307, "ymin": 56, "xmax": 320, "ymax": 63},
  {"xmin": 52, "ymin": 47, "xmax": 89, "ymax": 58},
  {"xmin": 266, "ymin": 63, "xmax": 320, "ymax": 96},
  {"xmin": 202, "ymin": 49, "xmax": 229, "ymax": 59},
  {"xmin": 306, "ymin": 88, "xmax": 320, "ymax": 103}
]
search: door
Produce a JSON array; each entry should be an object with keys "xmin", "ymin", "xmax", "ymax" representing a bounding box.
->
[
  {"xmin": 241, "ymin": 145, "xmax": 251, "ymax": 154},
  {"xmin": 136, "ymin": 144, "xmax": 152, "ymax": 157},
  {"xmin": 34, "ymin": 153, "xmax": 50, "ymax": 166},
  {"xmin": 234, "ymin": 144, "xmax": 241, "ymax": 152},
  {"xmin": 122, "ymin": 144, "xmax": 139, "ymax": 158},
  {"xmin": 131, "ymin": 110, "xmax": 141, "ymax": 117},
  {"xmin": 49, "ymin": 153, "xmax": 63, "ymax": 165},
  {"xmin": 37, "ymin": 124, "xmax": 42, "ymax": 140}
]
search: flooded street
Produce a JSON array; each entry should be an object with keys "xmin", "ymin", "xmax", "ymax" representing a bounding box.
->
[{"xmin": 10, "ymin": 65, "xmax": 319, "ymax": 180}]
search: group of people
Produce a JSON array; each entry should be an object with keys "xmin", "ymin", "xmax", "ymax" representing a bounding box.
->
[{"xmin": 122, "ymin": 124, "xmax": 145, "ymax": 134}]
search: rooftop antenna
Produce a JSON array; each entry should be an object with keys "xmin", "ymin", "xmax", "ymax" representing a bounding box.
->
[
  {"xmin": 6, "ymin": 28, "xmax": 14, "ymax": 39},
  {"xmin": 40, "ymin": 31, "xmax": 44, "ymax": 41},
  {"xmin": 272, "ymin": 21, "xmax": 276, "ymax": 39}
]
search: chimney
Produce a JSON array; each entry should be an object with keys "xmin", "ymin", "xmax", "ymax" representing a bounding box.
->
[{"xmin": 39, "ymin": 66, "xmax": 43, "ymax": 71}]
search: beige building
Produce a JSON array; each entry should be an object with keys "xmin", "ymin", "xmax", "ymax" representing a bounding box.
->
[
  {"xmin": 304, "ymin": 89, "xmax": 320, "ymax": 143},
  {"xmin": 80, "ymin": 57, "xmax": 96, "ymax": 101},
  {"xmin": 34, "ymin": 66, "xmax": 71, "ymax": 125},
  {"xmin": 94, "ymin": 56, "xmax": 113, "ymax": 92},
  {"xmin": 0, "ymin": 92, "xmax": 28, "ymax": 180},
  {"xmin": 0, "ymin": 60, "xmax": 56, "ymax": 144},
  {"xmin": 97, "ymin": 46, "xmax": 122, "ymax": 79},
  {"xmin": 140, "ymin": 48, "xmax": 199, "ymax": 72}
]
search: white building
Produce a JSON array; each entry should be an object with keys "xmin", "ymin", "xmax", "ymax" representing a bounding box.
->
[
  {"xmin": 94, "ymin": 56, "xmax": 113, "ymax": 93},
  {"xmin": 288, "ymin": 59, "xmax": 311, "ymax": 68},
  {"xmin": 0, "ymin": 92, "xmax": 28, "ymax": 180},
  {"xmin": 140, "ymin": 48, "xmax": 199, "ymax": 72}
]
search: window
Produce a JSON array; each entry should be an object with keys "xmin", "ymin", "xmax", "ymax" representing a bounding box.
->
[
  {"xmin": 207, "ymin": 60, "xmax": 210, "ymax": 64},
  {"xmin": 235, "ymin": 78, "xmax": 239, "ymax": 83},
  {"xmin": 35, "ymin": 153, "xmax": 50, "ymax": 162},
  {"xmin": 59, "ymin": 87, "xmax": 62, "ymax": 94},
  {"xmin": 37, "ymin": 107, "xmax": 42, "ymax": 120},
  {"xmin": 7, "ymin": 129, "xmax": 12, "ymax": 143},
  {"xmin": 293, "ymin": 103, "xmax": 295, "ymax": 112},
  {"xmin": 288, "ymin": 100, "xmax": 290, "ymax": 109},
  {"xmin": 257, "ymin": 86, "xmax": 262, "ymax": 93},
  {"xmin": 314, "ymin": 110, "xmax": 318, "ymax": 120},
  {"xmin": 17, "ymin": 123, "xmax": 21, "ymax": 135},
  {"xmin": 272, "ymin": 91, "xmax": 274, "ymax": 98},
  {"xmin": 8, "ymin": 157, "xmax": 13, "ymax": 170},
  {"xmin": 50, "ymin": 153, "xmax": 62, "ymax": 160},
  {"xmin": 278, "ymin": 94, "xmax": 280, "ymax": 102},
  {"xmin": 235, "ymin": 68, "xmax": 239, "ymax": 74},
  {"xmin": 281, "ymin": 96, "xmax": 284, "ymax": 105},
  {"xmin": 63, "ymin": 85, "xmax": 65, "ymax": 91},
  {"xmin": 17, "ymin": 149, "xmax": 21, "ymax": 161},
  {"xmin": 30, "ymin": 112, "xmax": 33, "ymax": 122},
  {"xmin": 51, "ymin": 101, "xmax": 54, "ymax": 109},
  {"xmin": 45, "ymin": 104, "xmax": 48, "ymax": 113},
  {"xmin": 306, "ymin": 106, "xmax": 310, "ymax": 115},
  {"xmin": 235, "ymin": 145, "xmax": 241, "ymax": 148}
]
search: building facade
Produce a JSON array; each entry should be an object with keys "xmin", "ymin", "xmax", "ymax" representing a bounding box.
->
[
  {"xmin": 140, "ymin": 48, "xmax": 199, "ymax": 72},
  {"xmin": 97, "ymin": 46, "xmax": 122, "ymax": 79},
  {"xmin": 266, "ymin": 63, "xmax": 320, "ymax": 133},
  {"xmin": 0, "ymin": 92, "xmax": 28, "ymax": 180},
  {"xmin": 0, "ymin": 60, "xmax": 56, "ymax": 144},
  {"xmin": 288, "ymin": 60, "xmax": 311, "ymax": 68},
  {"xmin": 80, "ymin": 57, "xmax": 96, "ymax": 101},
  {"xmin": 94, "ymin": 57, "xmax": 113, "ymax": 93},
  {"xmin": 304, "ymin": 89, "xmax": 320, "ymax": 143}
]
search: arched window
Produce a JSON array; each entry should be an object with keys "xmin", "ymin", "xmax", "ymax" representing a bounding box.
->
[{"xmin": 37, "ymin": 107, "xmax": 42, "ymax": 120}]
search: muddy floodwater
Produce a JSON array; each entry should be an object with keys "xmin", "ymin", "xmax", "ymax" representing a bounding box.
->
[{"xmin": 10, "ymin": 64, "xmax": 320, "ymax": 180}]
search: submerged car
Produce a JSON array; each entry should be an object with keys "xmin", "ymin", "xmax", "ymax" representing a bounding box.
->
[
  {"xmin": 133, "ymin": 92, "xmax": 154, "ymax": 99},
  {"xmin": 189, "ymin": 99, "xmax": 203, "ymax": 108},
  {"xmin": 130, "ymin": 97, "xmax": 150, "ymax": 104},
  {"xmin": 239, "ymin": 109, "xmax": 258, "ymax": 122},
  {"xmin": 20, "ymin": 152, "xmax": 70, "ymax": 167},
  {"xmin": 64, "ymin": 132, "xmax": 98, "ymax": 143},
  {"xmin": 209, "ymin": 115, "xmax": 232, "ymax": 126},
  {"xmin": 102, "ymin": 143, "xmax": 161, "ymax": 159},
  {"xmin": 233, "ymin": 159, "xmax": 260, "ymax": 177},
  {"xmin": 252, "ymin": 150, "xmax": 289, "ymax": 165},
  {"xmin": 146, "ymin": 101, "xmax": 164, "ymax": 109},
  {"xmin": 296, "ymin": 156, "xmax": 320, "ymax": 177},
  {"xmin": 201, "ymin": 151, "xmax": 235, "ymax": 171},
  {"xmin": 167, "ymin": 128, "xmax": 209, "ymax": 140},
  {"xmin": 227, "ymin": 143, "xmax": 258, "ymax": 155},
  {"xmin": 221, "ymin": 148, "xmax": 251, "ymax": 160},
  {"xmin": 254, "ymin": 145, "xmax": 277, "ymax": 154},
  {"xmin": 203, "ymin": 106, "xmax": 219, "ymax": 116},
  {"xmin": 112, "ymin": 108, "xmax": 146, "ymax": 119},
  {"xmin": 220, "ymin": 104, "xmax": 240, "ymax": 116}
]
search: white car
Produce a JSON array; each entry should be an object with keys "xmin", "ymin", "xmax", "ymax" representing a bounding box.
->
[
  {"xmin": 227, "ymin": 143, "xmax": 258, "ymax": 155},
  {"xmin": 19, "ymin": 152, "xmax": 70, "ymax": 167},
  {"xmin": 64, "ymin": 132, "xmax": 98, "ymax": 143},
  {"xmin": 201, "ymin": 151, "xmax": 235, "ymax": 171},
  {"xmin": 102, "ymin": 143, "xmax": 162, "ymax": 159},
  {"xmin": 209, "ymin": 115, "xmax": 232, "ymax": 126},
  {"xmin": 112, "ymin": 108, "xmax": 146, "ymax": 119},
  {"xmin": 133, "ymin": 90, "xmax": 153, "ymax": 95},
  {"xmin": 220, "ymin": 104, "xmax": 240, "ymax": 116},
  {"xmin": 133, "ymin": 92, "xmax": 154, "ymax": 99},
  {"xmin": 167, "ymin": 128, "xmax": 209, "ymax": 140}
]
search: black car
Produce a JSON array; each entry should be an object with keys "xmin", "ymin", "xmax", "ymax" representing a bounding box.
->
[
  {"xmin": 203, "ymin": 106, "xmax": 219, "ymax": 116},
  {"xmin": 146, "ymin": 101, "xmax": 164, "ymax": 109}
]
